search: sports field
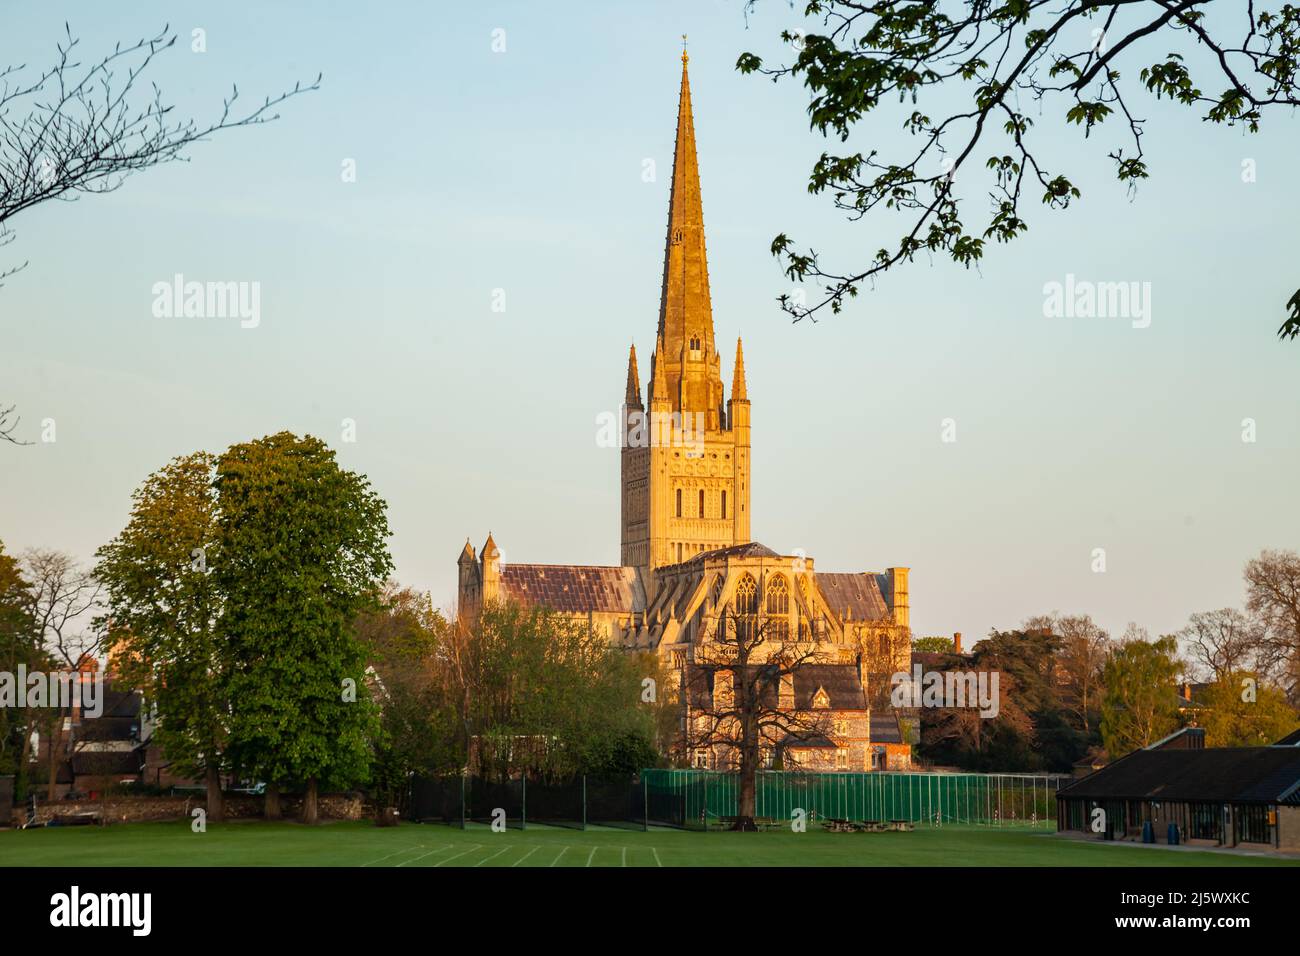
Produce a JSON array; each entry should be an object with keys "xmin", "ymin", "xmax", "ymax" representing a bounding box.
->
[{"xmin": 2, "ymin": 821, "xmax": 1297, "ymax": 867}]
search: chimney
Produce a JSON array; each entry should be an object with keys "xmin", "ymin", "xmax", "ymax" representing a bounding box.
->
[{"xmin": 953, "ymin": 632, "xmax": 962, "ymax": 654}]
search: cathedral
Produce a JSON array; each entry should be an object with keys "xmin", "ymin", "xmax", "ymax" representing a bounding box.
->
[{"xmin": 457, "ymin": 49, "xmax": 913, "ymax": 772}]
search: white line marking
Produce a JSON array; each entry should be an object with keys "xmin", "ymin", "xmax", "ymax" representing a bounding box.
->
[
  {"xmin": 395, "ymin": 845, "xmax": 452, "ymax": 867},
  {"xmin": 432, "ymin": 844, "xmax": 483, "ymax": 867},
  {"xmin": 511, "ymin": 846, "xmax": 540, "ymax": 867},
  {"xmin": 360, "ymin": 845, "xmax": 424, "ymax": 867},
  {"xmin": 651, "ymin": 847, "xmax": 663, "ymax": 867},
  {"xmin": 585, "ymin": 846, "xmax": 597, "ymax": 867},
  {"xmin": 473, "ymin": 845, "xmax": 512, "ymax": 867},
  {"xmin": 621, "ymin": 846, "xmax": 627, "ymax": 867},
  {"xmin": 549, "ymin": 846, "xmax": 570, "ymax": 867}
]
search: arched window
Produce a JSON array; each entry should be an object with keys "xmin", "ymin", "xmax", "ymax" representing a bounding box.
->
[
  {"xmin": 766, "ymin": 574, "xmax": 790, "ymax": 641},
  {"xmin": 676, "ymin": 488, "xmax": 682, "ymax": 518},
  {"xmin": 735, "ymin": 574, "xmax": 758, "ymax": 642},
  {"xmin": 721, "ymin": 490, "xmax": 727, "ymax": 520},
  {"xmin": 699, "ymin": 488, "xmax": 705, "ymax": 517}
]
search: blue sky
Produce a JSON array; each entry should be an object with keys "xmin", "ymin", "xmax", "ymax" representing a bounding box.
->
[{"xmin": 2, "ymin": 1, "xmax": 1297, "ymax": 645}]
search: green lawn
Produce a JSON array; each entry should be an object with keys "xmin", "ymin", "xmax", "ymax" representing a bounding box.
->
[{"xmin": 2, "ymin": 820, "xmax": 1297, "ymax": 867}]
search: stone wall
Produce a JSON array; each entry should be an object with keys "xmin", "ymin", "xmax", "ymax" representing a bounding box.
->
[{"xmin": 16, "ymin": 792, "xmax": 369, "ymax": 827}]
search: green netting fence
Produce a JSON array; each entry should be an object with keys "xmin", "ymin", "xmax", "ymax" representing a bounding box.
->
[{"xmin": 643, "ymin": 769, "xmax": 1069, "ymax": 830}]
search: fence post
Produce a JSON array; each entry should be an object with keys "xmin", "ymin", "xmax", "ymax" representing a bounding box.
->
[
  {"xmin": 521, "ymin": 775, "xmax": 527, "ymax": 831},
  {"xmin": 581, "ymin": 775, "xmax": 587, "ymax": 832},
  {"xmin": 643, "ymin": 775, "xmax": 648, "ymax": 832}
]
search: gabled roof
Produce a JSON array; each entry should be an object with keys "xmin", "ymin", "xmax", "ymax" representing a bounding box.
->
[
  {"xmin": 500, "ymin": 564, "xmax": 639, "ymax": 615},
  {"xmin": 816, "ymin": 572, "xmax": 891, "ymax": 622},
  {"xmin": 1056, "ymin": 747, "xmax": 1300, "ymax": 804}
]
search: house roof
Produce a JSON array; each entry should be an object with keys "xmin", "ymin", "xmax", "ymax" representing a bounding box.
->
[
  {"xmin": 1274, "ymin": 727, "xmax": 1300, "ymax": 747},
  {"xmin": 1056, "ymin": 747, "xmax": 1300, "ymax": 804},
  {"xmin": 816, "ymin": 573, "xmax": 891, "ymax": 622},
  {"xmin": 500, "ymin": 564, "xmax": 639, "ymax": 614},
  {"xmin": 870, "ymin": 713, "xmax": 904, "ymax": 744},
  {"xmin": 71, "ymin": 751, "xmax": 143, "ymax": 777}
]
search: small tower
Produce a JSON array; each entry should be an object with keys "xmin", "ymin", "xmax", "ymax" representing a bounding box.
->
[
  {"xmin": 457, "ymin": 539, "xmax": 480, "ymax": 620},
  {"xmin": 728, "ymin": 336, "xmax": 751, "ymax": 544},
  {"xmin": 481, "ymin": 533, "xmax": 502, "ymax": 606}
]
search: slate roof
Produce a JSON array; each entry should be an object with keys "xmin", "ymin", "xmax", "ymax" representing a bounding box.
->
[
  {"xmin": 869, "ymin": 713, "xmax": 904, "ymax": 744},
  {"xmin": 500, "ymin": 564, "xmax": 638, "ymax": 614},
  {"xmin": 816, "ymin": 573, "xmax": 891, "ymax": 622},
  {"xmin": 1056, "ymin": 747, "xmax": 1300, "ymax": 804},
  {"xmin": 1274, "ymin": 728, "xmax": 1300, "ymax": 747},
  {"xmin": 685, "ymin": 663, "xmax": 868, "ymax": 711},
  {"xmin": 71, "ymin": 751, "xmax": 144, "ymax": 777},
  {"xmin": 680, "ymin": 541, "xmax": 781, "ymax": 565}
]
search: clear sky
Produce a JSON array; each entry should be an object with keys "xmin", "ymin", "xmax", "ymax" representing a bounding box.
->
[{"xmin": 2, "ymin": 1, "xmax": 1297, "ymax": 646}]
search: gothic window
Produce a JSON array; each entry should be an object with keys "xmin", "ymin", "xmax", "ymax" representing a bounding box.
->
[
  {"xmin": 766, "ymin": 574, "xmax": 790, "ymax": 641},
  {"xmin": 812, "ymin": 686, "xmax": 830, "ymax": 709},
  {"xmin": 676, "ymin": 488, "xmax": 682, "ymax": 518},
  {"xmin": 721, "ymin": 490, "xmax": 727, "ymax": 520},
  {"xmin": 673, "ymin": 228, "xmax": 683, "ymax": 245},
  {"xmin": 735, "ymin": 573, "xmax": 758, "ymax": 642},
  {"xmin": 699, "ymin": 488, "xmax": 705, "ymax": 517}
]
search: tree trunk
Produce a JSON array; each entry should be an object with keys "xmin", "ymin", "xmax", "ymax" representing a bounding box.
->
[
  {"xmin": 737, "ymin": 763, "xmax": 757, "ymax": 826},
  {"xmin": 205, "ymin": 763, "xmax": 224, "ymax": 823},
  {"xmin": 45, "ymin": 715, "xmax": 64, "ymax": 801},
  {"xmin": 302, "ymin": 776, "xmax": 319, "ymax": 824},
  {"xmin": 264, "ymin": 781, "xmax": 281, "ymax": 819}
]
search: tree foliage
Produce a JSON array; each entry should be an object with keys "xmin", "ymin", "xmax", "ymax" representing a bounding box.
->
[{"xmin": 740, "ymin": 1, "xmax": 1300, "ymax": 339}]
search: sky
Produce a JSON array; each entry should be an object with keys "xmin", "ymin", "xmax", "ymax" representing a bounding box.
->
[{"xmin": 1, "ymin": 1, "xmax": 1297, "ymax": 646}]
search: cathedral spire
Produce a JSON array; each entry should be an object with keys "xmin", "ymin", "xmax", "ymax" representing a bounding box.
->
[
  {"xmin": 654, "ymin": 46, "xmax": 722, "ymax": 426},
  {"xmin": 625, "ymin": 343, "xmax": 641, "ymax": 406},
  {"xmin": 731, "ymin": 336, "xmax": 747, "ymax": 402}
]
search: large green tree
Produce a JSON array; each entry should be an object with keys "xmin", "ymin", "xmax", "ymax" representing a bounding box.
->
[
  {"xmin": 740, "ymin": 2, "xmax": 1300, "ymax": 339},
  {"xmin": 94, "ymin": 452, "xmax": 228, "ymax": 819},
  {"xmin": 1100, "ymin": 631, "xmax": 1182, "ymax": 756},
  {"xmin": 1198, "ymin": 673, "xmax": 1299, "ymax": 746},
  {"xmin": 216, "ymin": 432, "xmax": 392, "ymax": 823}
]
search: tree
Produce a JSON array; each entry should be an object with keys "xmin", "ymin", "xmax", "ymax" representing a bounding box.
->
[
  {"xmin": 739, "ymin": 2, "xmax": 1300, "ymax": 340},
  {"xmin": 93, "ymin": 452, "xmax": 228, "ymax": 820},
  {"xmin": 1100, "ymin": 631, "xmax": 1182, "ymax": 756},
  {"xmin": 1198, "ymin": 673, "xmax": 1299, "ymax": 747},
  {"xmin": 0, "ymin": 23, "xmax": 318, "ymax": 439},
  {"xmin": 22, "ymin": 548, "xmax": 102, "ymax": 799},
  {"xmin": 442, "ymin": 600, "xmax": 654, "ymax": 782},
  {"xmin": 356, "ymin": 584, "xmax": 461, "ymax": 811},
  {"xmin": 912, "ymin": 635, "xmax": 956, "ymax": 654},
  {"xmin": 684, "ymin": 611, "xmax": 833, "ymax": 827},
  {"xmin": 0, "ymin": 539, "xmax": 46, "ymax": 799},
  {"xmin": 1179, "ymin": 607, "xmax": 1264, "ymax": 682},
  {"xmin": 216, "ymin": 432, "xmax": 392, "ymax": 823},
  {"xmin": 1244, "ymin": 548, "xmax": 1300, "ymax": 704},
  {"xmin": 1025, "ymin": 612, "xmax": 1111, "ymax": 736}
]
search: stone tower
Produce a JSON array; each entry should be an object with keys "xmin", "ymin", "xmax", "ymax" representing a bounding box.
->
[{"xmin": 621, "ymin": 50, "xmax": 751, "ymax": 569}]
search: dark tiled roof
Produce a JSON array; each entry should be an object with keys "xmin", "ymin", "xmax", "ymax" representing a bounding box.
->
[
  {"xmin": 680, "ymin": 541, "xmax": 781, "ymax": 566},
  {"xmin": 1057, "ymin": 747, "xmax": 1300, "ymax": 804},
  {"xmin": 685, "ymin": 663, "xmax": 868, "ymax": 711},
  {"xmin": 792, "ymin": 665, "xmax": 867, "ymax": 710},
  {"xmin": 1274, "ymin": 728, "xmax": 1300, "ymax": 746},
  {"xmin": 870, "ymin": 713, "xmax": 904, "ymax": 744},
  {"xmin": 71, "ymin": 751, "xmax": 143, "ymax": 776},
  {"xmin": 500, "ymin": 564, "xmax": 637, "ymax": 614},
  {"xmin": 816, "ymin": 573, "xmax": 890, "ymax": 622}
]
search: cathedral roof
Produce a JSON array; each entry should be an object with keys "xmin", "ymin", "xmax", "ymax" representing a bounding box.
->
[
  {"xmin": 816, "ymin": 572, "xmax": 892, "ymax": 622},
  {"xmin": 679, "ymin": 541, "xmax": 780, "ymax": 565},
  {"xmin": 499, "ymin": 564, "xmax": 639, "ymax": 615}
]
